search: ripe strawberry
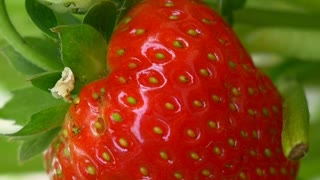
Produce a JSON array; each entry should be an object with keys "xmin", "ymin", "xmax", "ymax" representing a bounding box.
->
[{"xmin": 44, "ymin": 0, "xmax": 299, "ymax": 179}]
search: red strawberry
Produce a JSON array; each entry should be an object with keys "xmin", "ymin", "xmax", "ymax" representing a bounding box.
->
[{"xmin": 44, "ymin": 0, "xmax": 299, "ymax": 179}]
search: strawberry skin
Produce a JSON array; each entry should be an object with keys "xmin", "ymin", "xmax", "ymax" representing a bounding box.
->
[{"xmin": 44, "ymin": 0, "xmax": 299, "ymax": 179}]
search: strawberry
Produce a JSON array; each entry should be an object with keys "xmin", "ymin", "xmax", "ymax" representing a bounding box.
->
[{"xmin": 44, "ymin": 0, "xmax": 299, "ymax": 179}]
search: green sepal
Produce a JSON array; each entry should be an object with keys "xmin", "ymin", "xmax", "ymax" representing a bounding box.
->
[
  {"xmin": 83, "ymin": 1, "xmax": 117, "ymax": 42},
  {"xmin": 7, "ymin": 104, "xmax": 69, "ymax": 137},
  {"xmin": 17, "ymin": 127, "xmax": 61, "ymax": 162},
  {"xmin": 25, "ymin": 0, "xmax": 58, "ymax": 39},
  {"xmin": 30, "ymin": 72, "xmax": 61, "ymax": 92},
  {"xmin": 278, "ymin": 79, "xmax": 309, "ymax": 160},
  {"xmin": 52, "ymin": 24, "xmax": 108, "ymax": 93}
]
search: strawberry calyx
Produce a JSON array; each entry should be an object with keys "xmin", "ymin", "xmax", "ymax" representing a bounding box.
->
[{"xmin": 277, "ymin": 79, "xmax": 309, "ymax": 160}]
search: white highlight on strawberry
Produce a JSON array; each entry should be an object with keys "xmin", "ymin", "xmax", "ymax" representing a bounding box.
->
[{"xmin": 50, "ymin": 67, "xmax": 75, "ymax": 102}]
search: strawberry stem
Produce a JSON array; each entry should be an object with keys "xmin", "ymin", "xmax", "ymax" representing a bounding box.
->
[
  {"xmin": 278, "ymin": 79, "xmax": 309, "ymax": 160},
  {"xmin": 0, "ymin": 0, "xmax": 63, "ymax": 71}
]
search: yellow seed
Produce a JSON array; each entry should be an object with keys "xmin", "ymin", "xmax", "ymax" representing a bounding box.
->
[
  {"xmin": 280, "ymin": 167, "xmax": 287, "ymax": 175},
  {"xmin": 213, "ymin": 146, "xmax": 222, "ymax": 155},
  {"xmin": 186, "ymin": 129, "xmax": 196, "ymax": 138},
  {"xmin": 256, "ymin": 168, "xmax": 263, "ymax": 176},
  {"xmin": 229, "ymin": 103, "xmax": 237, "ymax": 111},
  {"xmin": 92, "ymin": 92, "xmax": 99, "ymax": 99},
  {"xmin": 169, "ymin": 15, "xmax": 179, "ymax": 20},
  {"xmin": 128, "ymin": 62, "xmax": 138, "ymax": 69},
  {"xmin": 252, "ymin": 130, "xmax": 259, "ymax": 139},
  {"xmin": 119, "ymin": 138, "xmax": 129, "ymax": 148},
  {"xmin": 250, "ymin": 150, "xmax": 257, "ymax": 156},
  {"xmin": 228, "ymin": 138, "xmax": 236, "ymax": 147},
  {"xmin": 174, "ymin": 172, "xmax": 183, "ymax": 179},
  {"xmin": 262, "ymin": 108, "xmax": 269, "ymax": 116},
  {"xmin": 248, "ymin": 109, "xmax": 255, "ymax": 116},
  {"xmin": 102, "ymin": 152, "xmax": 112, "ymax": 162},
  {"xmin": 202, "ymin": 18, "xmax": 211, "ymax": 24},
  {"xmin": 190, "ymin": 152, "xmax": 200, "ymax": 160},
  {"xmin": 117, "ymin": 49, "xmax": 125, "ymax": 56},
  {"xmin": 211, "ymin": 95, "xmax": 221, "ymax": 102},
  {"xmin": 193, "ymin": 100, "xmax": 203, "ymax": 107},
  {"xmin": 123, "ymin": 17, "xmax": 132, "ymax": 24},
  {"xmin": 135, "ymin": 28, "xmax": 145, "ymax": 35},
  {"xmin": 112, "ymin": 113, "xmax": 122, "ymax": 122},
  {"xmin": 153, "ymin": 126, "xmax": 164, "ymax": 135},
  {"xmin": 264, "ymin": 148, "xmax": 272, "ymax": 157},
  {"xmin": 165, "ymin": 1, "xmax": 174, "ymax": 7},
  {"xmin": 165, "ymin": 102, "xmax": 175, "ymax": 110},
  {"xmin": 202, "ymin": 169, "xmax": 211, "ymax": 176},
  {"xmin": 188, "ymin": 29, "xmax": 199, "ymax": 36},
  {"xmin": 232, "ymin": 87, "xmax": 239, "ymax": 96},
  {"xmin": 155, "ymin": 52, "xmax": 166, "ymax": 59},
  {"xmin": 228, "ymin": 61, "xmax": 236, "ymax": 68},
  {"xmin": 270, "ymin": 167, "xmax": 276, "ymax": 175},
  {"xmin": 178, "ymin": 75, "xmax": 189, "ymax": 83},
  {"xmin": 173, "ymin": 40, "xmax": 184, "ymax": 48},
  {"xmin": 160, "ymin": 151, "xmax": 169, "ymax": 160},
  {"xmin": 199, "ymin": 69, "xmax": 210, "ymax": 77},
  {"xmin": 208, "ymin": 120, "xmax": 217, "ymax": 128},
  {"xmin": 208, "ymin": 53, "xmax": 216, "ymax": 60},
  {"xmin": 140, "ymin": 166, "xmax": 149, "ymax": 176},
  {"xmin": 87, "ymin": 165, "xmax": 96, "ymax": 175},
  {"xmin": 248, "ymin": 87, "xmax": 255, "ymax": 95},
  {"xmin": 127, "ymin": 96, "xmax": 137, "ymax": 105},
  {"xmin": 73, "ymin": 96, "xmax": 80, "ymax": 104},
  {"xmin": 239, "ymin": 172, "xmax": 246, "ymax": 179},
  {"xmin": 149, "ymin": 77, "xmax": 159, "ymax": 84},
  {"xmin": 118, "ymin": 76, "xmax": 127, "ymax": 84},
  {"xmin": 240, "ymin": 130, "xmax": 248, "ymax": 138}
]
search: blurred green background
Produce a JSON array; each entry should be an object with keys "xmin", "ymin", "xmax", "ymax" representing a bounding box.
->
[{"xmin": 0, "ymin": 0, "xmax": 320, "ymax": 179}]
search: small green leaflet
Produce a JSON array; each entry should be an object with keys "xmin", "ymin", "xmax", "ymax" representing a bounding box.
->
[
  {"xmin": 18, "ymin": 127, "xmax": 61, "ymax": 162},
  {"xmin": 8, "ymin": 104, "xmax": 69, "ymax": 137},
  {"xmin": 83, "ymin": 1, "xmax": 117, "ymax": 42},
  {"xmin": 53, "ymin": 24, "xmax": 108, "ymax": 93},
  {"xmin": 0, "ymin": 87, "xmax": 65, "ymax": 126},
  {"xmin": 25, "ymin": 0, "xmax": 58, "ymax": 39}
]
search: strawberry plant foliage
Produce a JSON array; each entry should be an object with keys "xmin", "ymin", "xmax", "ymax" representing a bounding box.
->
[{"xmin": 0, "ymin": 0, "xmax": 312, "ymax": 179}]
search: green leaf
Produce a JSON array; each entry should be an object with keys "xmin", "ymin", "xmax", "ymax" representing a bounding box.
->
[
  {"xmin": 8, "ymin": 104, "xmax": 69, "ymax": 137},
  {"xmin": 18, "ymin": 127, "xmax": 60, "ymax": 162},
  {"xmin": 25, "ymin": 0, "xmax": 58, "ymax": 39},
  {"xmin": 0, "ymin": 42, "xmax": 44, "ymax": 75},
  {"xmin": 278, "ymin": 79, "xmax": 309, "ymax": 160},
  {"xmin": 30, "ymin": 71, "xmax": 61, "ymax": 92},
  {"xmin": 53, "ymin": 24, "xmax": 107, "ymax": 93},
  {"xmin": 0, "ymin": 87, "xmax": 64, "ymax": 125},
  {"xmin": 83, "ymin": 1, "xmax": 117, "ymax": 42}
]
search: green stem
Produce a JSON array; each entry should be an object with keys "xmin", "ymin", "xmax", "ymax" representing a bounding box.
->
[
  {"xmin": 234, "ymin": 8, "xmax": 320, "ymax": 29},
  {"xmin": 0, "ymin": 0, "xmax": 62, "ymax": 71},
  {"xmin": 277, "ymin": 79, "xmax": 309, "ymax": 160}
]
